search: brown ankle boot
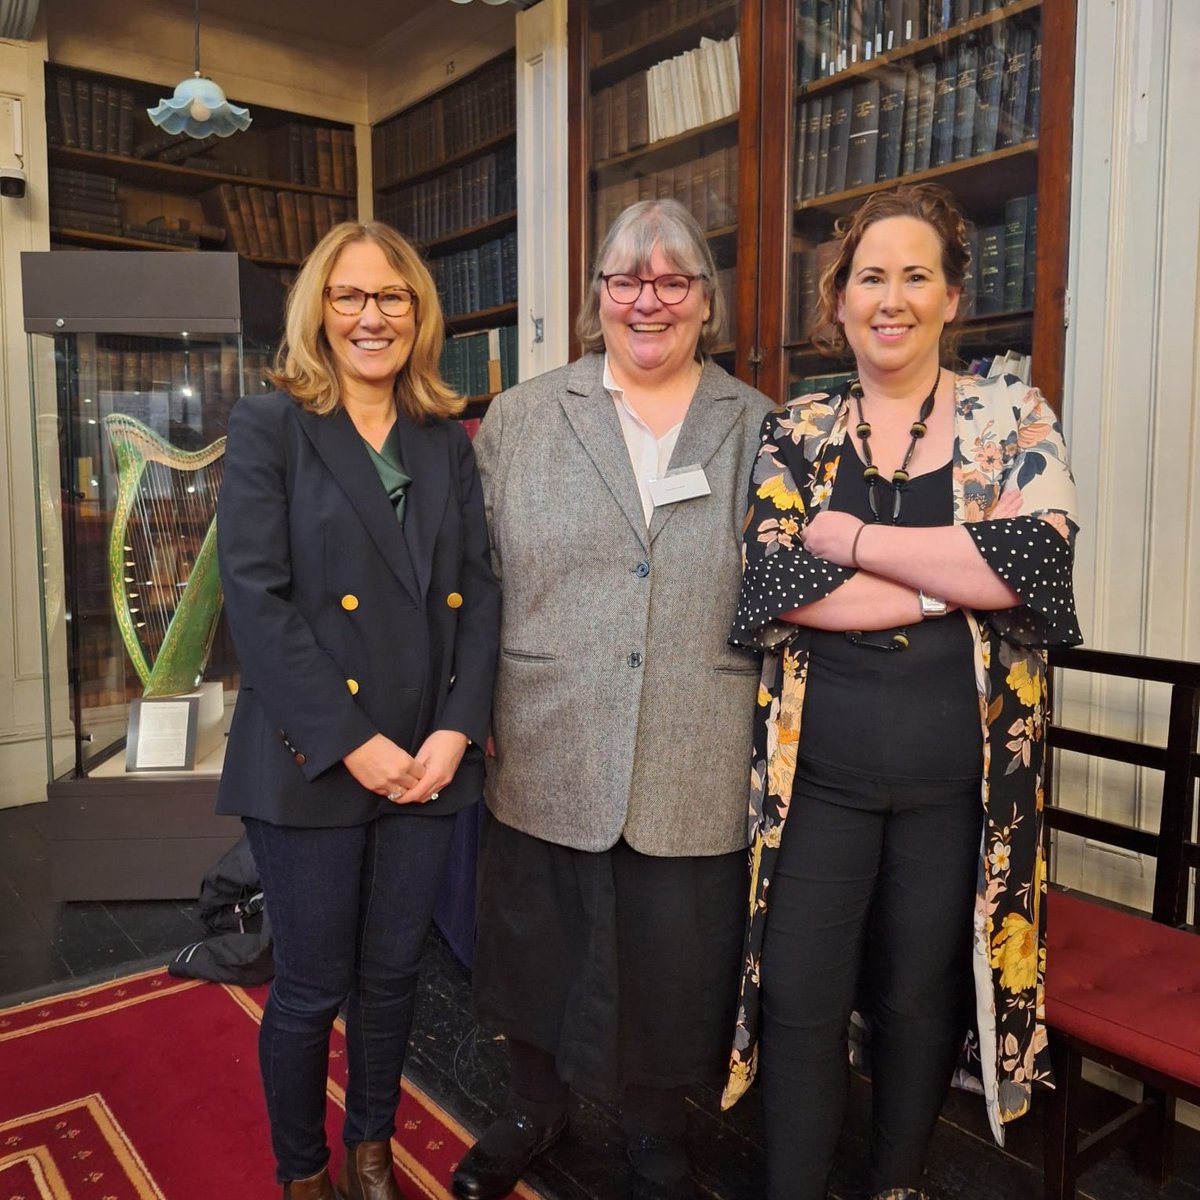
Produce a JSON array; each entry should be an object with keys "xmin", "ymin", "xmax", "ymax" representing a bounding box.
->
[
  {"xmin": 337, "ymin": 1140, "xmax": 402, "ymax": 1200},
  {"xmin": 282, "ymin": 1166, "xmax": 340, "ymax": 1199}
]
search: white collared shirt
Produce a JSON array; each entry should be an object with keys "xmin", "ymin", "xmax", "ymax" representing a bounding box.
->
[{"xmin": 603, "ymin": 355, "xmax": 684, "ymax": 526}]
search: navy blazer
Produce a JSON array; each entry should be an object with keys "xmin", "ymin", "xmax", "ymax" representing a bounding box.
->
[{"xmin": 215, "ymin": 390, "xmax": 500, "ymax": 828}]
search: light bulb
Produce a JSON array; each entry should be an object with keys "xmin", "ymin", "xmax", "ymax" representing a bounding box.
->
[{"xmin": 190, "ymin": 99, "xmax": 211, "ymax": 123}]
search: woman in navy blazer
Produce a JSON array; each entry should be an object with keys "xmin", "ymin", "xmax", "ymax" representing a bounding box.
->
[{"xmin": 216, "ymin": 221, "xmax": 499, "ymax": 1200}]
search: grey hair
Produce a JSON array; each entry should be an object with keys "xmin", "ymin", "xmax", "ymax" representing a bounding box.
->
[{"xmin": 576, "ymin": 198, "xmax": 726, "ymax": 355}]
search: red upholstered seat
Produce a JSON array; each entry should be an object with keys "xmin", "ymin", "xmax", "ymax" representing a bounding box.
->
[{"xmin": 1045, "ymin": 889, "xmax": 1200, "ymax": 1088}]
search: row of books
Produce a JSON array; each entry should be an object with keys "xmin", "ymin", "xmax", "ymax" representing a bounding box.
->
[
  {"xmin": 126, "ymin": 122, "xmax": 354, "ymax": 191},
  {"xmin": 787, "ymin": 347, "xmax": 1031, "ymax": 401},
  {"xmin": 964, "ymin": 347, "xmax": 1031, "ymax": 383},
  {"xmin": 972, "ymin": 192, "xmax": 1038, "ymax": 316},
  {"xmin": 592, "ymin": 0, "xmax": 735, "ymax": 62},
  {"xmin": 119, "ymin": 126, "xmax": 251, "ymax": 177},
  {"xmin": 430, "ymin": 232, "xmax": 519, "ymax": 319},
  {"xmin": 46, "ymin": 69, "xmax": 356, "ymax": 195},
  {"xmin": 376, "ymin": 145, "xmax": 516, "ymax": 247},
  {"xmin": 789, "ymin": 369, "xmax": 854, "ymax": 399},
  {"xmin": 201, "ymin": 183, "xmax": 354, "ymax": 263},
  {"xmin": 798, "ymin": 0, "xmax": 1016, "ymax": 83},
  {"xmin": 592, "ymin": 33, "xmax": 740, "ymax": 160},
  {"xmin": 788, "ymin": 192, "xmax": 1035, "ymax": 341},
  {"xmin": 72, "ymin": 340, "xmax": 268, "ymax": 429},
  {"xmin": 374, "ymin": 58, "xmax": 516, "ymax": 188},
  {"xmin": 793, "ymin": 24, "xmax": 1039, "ymax": 201},
  {"xmin": 48, "ymin": 167, "xmax": 212, "ymax": 247},
  {"xmin": 47, "ymin": 74, "xmax": 137, "ymax": 156},
  {"xmin": 715, "ymin": 264, "xmax": 736, "ymax": 339},
  {"xmin": 75, "ymin": 641, "xmax": 141, "ymax": 710},
  {"xmin": 265, "ymin": 123, "xmax": 357, "ymax": 193},
  {"xmin": 440, "ymin": 325, "xmax": 519, "ymax": 399},
  {"xmin": 593, "ymin": 146, "xmax": 739, "ymax": 245}
]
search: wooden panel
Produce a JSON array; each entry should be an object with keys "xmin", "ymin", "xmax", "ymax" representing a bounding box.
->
[
  {"xmin": 1031, "ymin": 0, "xmax": 1077, "ymax": 413},
  {"xmin": 567, "ymin": 0, "xmax": 589, "ymax": 364},
  {"xmin": 47, "ymin": 774, "xmax": 241, "ymax": 900}
]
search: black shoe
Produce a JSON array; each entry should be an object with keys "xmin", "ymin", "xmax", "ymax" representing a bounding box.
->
[
  {"xmin": 451, "ymin": 1111, "xmax": 567, "ymax": 1200},
  {"xmin": 627, "ymin": 1135, "xmax": 697, "ymax": 1200}
]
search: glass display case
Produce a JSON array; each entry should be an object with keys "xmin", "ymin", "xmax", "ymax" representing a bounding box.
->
[{"xmin": 22, "ymin": 251, "xmax": 284, "ymax": 899}]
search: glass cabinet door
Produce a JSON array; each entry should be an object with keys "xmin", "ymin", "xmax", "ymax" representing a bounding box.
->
[
  {"xmin": 786, "ymin": 1, "xmax": 1044, "ymax": 398},
  {"xmin": 586, "ymin": 0, "xmax": 743, "ymax": 364}
]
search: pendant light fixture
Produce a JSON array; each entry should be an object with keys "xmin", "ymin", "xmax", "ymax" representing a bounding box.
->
[{"xmin": 147, "ymin": 0, "xmax": 251, "ymax": 139}]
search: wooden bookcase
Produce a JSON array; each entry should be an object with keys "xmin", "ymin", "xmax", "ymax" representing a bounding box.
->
[
  {"xmin": 575, "ymin": 0, "xmax": 743, "ymax": 368},
  {"xmin": 372, "ymin": 53, "xmax": 520, "ymax": 410},
  {"xmin": 45, "ymin": 62, "xmax": 358, "ymax": 284},
  {"xmin": 568, "ymin": 0, "xmax": 1076, "ymax": 411}
]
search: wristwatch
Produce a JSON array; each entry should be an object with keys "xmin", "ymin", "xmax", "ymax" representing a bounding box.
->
[{"xmin": 918, "ymin": 591, "xmax": 948, "ymax": 619}]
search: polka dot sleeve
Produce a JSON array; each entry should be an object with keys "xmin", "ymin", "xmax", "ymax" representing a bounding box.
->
[
  {"xmin": 729, "ymin": 408, "xmax": 850, "ymax": 650},
  {"xmin": 965, "ymin": 515, "xmax": 1083, "ymax": 648}
]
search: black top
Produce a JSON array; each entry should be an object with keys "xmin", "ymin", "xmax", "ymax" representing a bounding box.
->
[{"xmin": 798, "ymin": 445, "xmax": 983, "ymax": 783}]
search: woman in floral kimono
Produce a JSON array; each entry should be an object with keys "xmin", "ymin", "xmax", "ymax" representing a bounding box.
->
[{"xmin": 721, "ymin": 184, "xmax": 1081, "ymax": 1200}]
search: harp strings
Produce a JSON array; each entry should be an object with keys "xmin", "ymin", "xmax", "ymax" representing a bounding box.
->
[{"xmin": 124, "ymin": 456, "xmax": 224, "ymax": 663}]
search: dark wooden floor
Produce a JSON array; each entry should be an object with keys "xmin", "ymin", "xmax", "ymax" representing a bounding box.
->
[{"xmin": 3, "ymin": 800, "xmax": 1199, "ymax": 1200}]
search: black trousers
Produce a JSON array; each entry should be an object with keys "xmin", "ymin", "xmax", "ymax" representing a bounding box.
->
[
  {"xmin": 759, "ymin": 763, "xmax": 982, "ymax": 1199},
  {"xmin": 473, "ymin": 816, "xmax": 746, "ymax": 1099}
]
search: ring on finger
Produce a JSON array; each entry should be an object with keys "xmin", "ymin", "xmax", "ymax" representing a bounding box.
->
[{"xmin": 386, "ymin": 790, "xmax": 402, "ymax": 800}]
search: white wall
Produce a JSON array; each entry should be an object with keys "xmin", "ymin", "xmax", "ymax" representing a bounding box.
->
[
  {"xmin": 0, "ymin": 30, "xmax": 51, "ymax": 807},
  {"xmin": 515, "ymin": 0, "xmax": 570, "ymax": 379},
  {"xmin": 1054, "ymin": 0, "xmax": 1200, "ymax": 906}
]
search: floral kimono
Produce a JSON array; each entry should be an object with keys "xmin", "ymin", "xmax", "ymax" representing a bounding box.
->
[{"xmin": 721, "ymin": 373, "xmax": 1082, "ymax": 1143}]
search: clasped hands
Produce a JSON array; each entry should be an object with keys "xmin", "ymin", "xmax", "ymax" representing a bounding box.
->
[{"xmin": 342, "ymin": 729, "xmax": 469, "ymax": 805}]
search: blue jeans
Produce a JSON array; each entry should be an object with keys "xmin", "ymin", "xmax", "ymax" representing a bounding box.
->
[{"xmin": 245, "ymin": 812, "xmax": 455, "ymax": 1183}]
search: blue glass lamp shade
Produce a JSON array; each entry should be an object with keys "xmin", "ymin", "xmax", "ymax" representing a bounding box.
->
[{"xmin": 147, "ymin": 74, "xmax": 252, "ymax": 138}]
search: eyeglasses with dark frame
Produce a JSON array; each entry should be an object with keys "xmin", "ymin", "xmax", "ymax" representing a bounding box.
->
[
  {"xmin": 324, "ymin": 286, "xmax": 417, "ymax": 318},
  {"xmin": 601, "ymin": 273, "xmax": 702, "ymax": 306}
]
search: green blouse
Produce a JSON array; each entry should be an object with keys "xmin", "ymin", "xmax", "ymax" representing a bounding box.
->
[{"xmin": 364, "ymin": 421, "xmax": 411, "ymax": 525}]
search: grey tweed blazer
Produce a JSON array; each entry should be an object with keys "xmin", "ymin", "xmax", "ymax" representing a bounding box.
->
[{"xmin": 474, "ymin": 353, "xmax": 772, "ymax": 856}]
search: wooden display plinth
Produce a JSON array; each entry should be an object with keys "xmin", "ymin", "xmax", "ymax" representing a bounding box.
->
[{"xmin": 47, "ymin": 740, "xmax": 240, "ymax": 901}]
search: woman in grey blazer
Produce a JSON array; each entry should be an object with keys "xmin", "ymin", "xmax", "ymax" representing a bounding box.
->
[
  {"xmin": 452, "ymin": 200, "xmax": 772, "ymax": 1200},
  {"xmin": 217, "ymin": 222, "xmax": 499, "ymax": 1200}
]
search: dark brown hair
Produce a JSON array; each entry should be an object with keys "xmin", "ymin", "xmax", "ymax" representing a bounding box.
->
[{"xmin": 810, "ymin": 183, "xmax": 971, "ymax": 358}]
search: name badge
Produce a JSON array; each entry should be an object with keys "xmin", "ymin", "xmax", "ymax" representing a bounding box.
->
[{"xmin": 647, "ymin": 465, "xmax": 711, "ymax": 507}]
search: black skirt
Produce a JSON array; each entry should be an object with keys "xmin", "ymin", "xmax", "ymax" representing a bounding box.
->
[{"xmin": 472, "ymin": 813, "xmax": 748, "ymax": 1099}]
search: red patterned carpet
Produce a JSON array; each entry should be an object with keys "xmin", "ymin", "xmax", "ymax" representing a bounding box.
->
[{"xmin": 0, "ymin": 968, "xmax": 542, "ymax": 1200}]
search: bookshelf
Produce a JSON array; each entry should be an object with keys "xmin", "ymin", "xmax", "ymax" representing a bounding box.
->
[
  {"xmin": 372, "ymin": 53, "xmax": 520, "ymax": 406},
  {"xmin": 575, "ymin": 0, "xmax": 744, "ymax": 369},
  {"xmin": 45, "ymin": 63, "xmax": 358, "ymax": 281},
  {"xmin": 568, "ymin": 0, "xmax": 1076, "ymax": 410}
]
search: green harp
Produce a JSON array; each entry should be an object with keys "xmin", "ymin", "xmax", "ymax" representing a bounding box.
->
[{"xmin": 103, "ymin": 413, "xmax": 227, "ymax": 698}]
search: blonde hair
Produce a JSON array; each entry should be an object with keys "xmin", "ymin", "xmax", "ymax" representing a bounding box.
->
[
  {"xmin": 268, "ymin": 221, "xmax": 462, "ymax": 422},
  {"xmin": 576, "ymin": 199, "xmax": 725, "ymax": 355},
  {"xmin": 811, "ymin": 183, "xmax": 971, "ymax": 359}
]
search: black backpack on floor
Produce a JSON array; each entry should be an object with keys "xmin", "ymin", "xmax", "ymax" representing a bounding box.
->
[{"xmin": 168, "ymin": 835, "xmax": 274, "ymax": 985}]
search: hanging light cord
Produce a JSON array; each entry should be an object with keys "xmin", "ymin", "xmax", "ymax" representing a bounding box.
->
[{"xmin": 193, "ymin": 0, "xmax": 202, "ymax": 75}]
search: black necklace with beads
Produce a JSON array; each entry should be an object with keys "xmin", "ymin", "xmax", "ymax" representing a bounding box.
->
[
  {"xmin": 851, "ymin": 366, "xmax": 940, "ymax": 523},
  {"xmin": 844, "ymin": 367, "xmax": 940, "ymax": 651}
]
